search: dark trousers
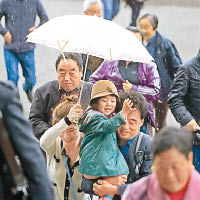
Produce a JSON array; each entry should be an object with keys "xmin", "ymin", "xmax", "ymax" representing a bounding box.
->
[
  {"xmin": 127, "ymin": 1, "xmax": 143, "ymax": 26},
  {"xmin": 154, "ymin": 100, "xmax": 168, "ymax": 132}
]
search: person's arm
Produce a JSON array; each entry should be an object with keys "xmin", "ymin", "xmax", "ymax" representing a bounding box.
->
[
  {"xmin": 0, "ymin": 81, "xmax": 54, "ymax": 200},
  {"xmin": 168, "ymin": 66, "xmax": 193, "ymax": 126},
  {"xmin": 0, "ymin": 1, "xmax": 8, "ymax": 36},
  {"xmin": 129, "ymin": 62, "xmax": 161, "ymax": 101},
  {"xmin": 29, "ymin": 88, "xmax": 50, "ymax": 139},
  {"xmin": 36, "ymin": 0, "xmax": 48, "ymax": 27},
  {"xmin": 89, "ymin": 60, "xmax": 108, "ymax": 83},
  {"xmin": 40, "ymin": 118, "xmax": 69, "ymax": 153}
]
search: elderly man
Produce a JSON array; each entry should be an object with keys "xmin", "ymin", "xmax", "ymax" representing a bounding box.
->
[
  {"xmin": 168, "ymin": 50, "xmax": 200, "ymax": 172},
  {"xmin": 93, "ymin": 92, "xmax": 153, "ymax": 199},
  {"xmin": 83, "ymin": 0, "xmax": 104, "ymax": 81},
  {"xmin": 29, "ymin": 52, "xmax": 92, "ymax": 139}
]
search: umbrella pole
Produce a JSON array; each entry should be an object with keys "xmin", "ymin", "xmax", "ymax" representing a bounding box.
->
[
  {"xmin": 57, "ymin": 40, "xmax": 68, "ymax": 63},
  {"xmin": 78, "ymin": 52, "xmax": 89, "ymax": 104}
]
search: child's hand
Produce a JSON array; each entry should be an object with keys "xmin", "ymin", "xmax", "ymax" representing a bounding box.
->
[
  {"xmin": 121, "ymin": 98, "xmax": 133, "ymax": 119},
  {"xmin": 67, "ymin": 104, "xmax": 83, "ymax": 123}
]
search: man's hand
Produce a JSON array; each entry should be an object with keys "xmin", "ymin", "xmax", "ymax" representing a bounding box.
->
[
  {"xmin": 67, "ymin": 104, "xmax": 83, "ymax": 123},
  {"xmin": 185, "ymin": 119, "xmax": 199, "ymax": 132},
  {"xmin": 123, "ymin": 80, "xmax": 132, "ymax": 92},
  {"xmin": 121, "ymin": 98, "xmax": 134, "ymax": 119},
  {"xmin": 93, "ymin": 180, "xmax": 119, "ymax": 196},
  {"xmin": 29, "ymin": 26, "xmax": 36, "ymax": 33},
  {"xmin": 4, "ymin": 31, "xmax": 12, "ymax": 44},
  {"xmin": 103, "ymin": 175, "xmax": 127, "ymax": 186}
]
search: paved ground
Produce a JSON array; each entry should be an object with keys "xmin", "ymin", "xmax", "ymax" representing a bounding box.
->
[{"xmin": 0, "ymin": 0, "xmax": 199, "ymax": 128}]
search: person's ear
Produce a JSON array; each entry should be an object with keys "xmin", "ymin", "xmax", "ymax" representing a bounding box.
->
[
  {"xmin": 140, "ymin": 118, "xmax": 144, "ymax": 127},
  {"xmin": 188, "ymin": 151, "xmax": 193, "ymax": 165}
]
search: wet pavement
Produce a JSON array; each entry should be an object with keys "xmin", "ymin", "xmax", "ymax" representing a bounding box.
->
[{"xmin": 0, "ymin": 0, "xmax": 199, "ymax": 128}]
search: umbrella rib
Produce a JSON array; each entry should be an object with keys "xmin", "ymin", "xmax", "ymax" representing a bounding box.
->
[{"xmin": 57, "ymin": 40, "xmax": 68, "ymax": 62}]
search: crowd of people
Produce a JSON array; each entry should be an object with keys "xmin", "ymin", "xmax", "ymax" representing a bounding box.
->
[{"xmin": 0, "ymin": 0, "xmax": 200, "ymax": 200}]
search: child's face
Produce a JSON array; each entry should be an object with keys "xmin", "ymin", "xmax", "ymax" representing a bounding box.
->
[{"xmin": 97, "ymin": 95, "xmax": 116, "ymax": 116}]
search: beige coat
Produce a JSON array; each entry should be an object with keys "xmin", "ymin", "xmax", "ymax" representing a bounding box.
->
[{"xmin": 40, "ymin": 119, "xmax": 84, "ymax": 200}]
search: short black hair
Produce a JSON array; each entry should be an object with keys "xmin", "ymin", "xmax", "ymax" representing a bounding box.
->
[
  {"xmin": 151, "ymin": 127, "xmax": 193, "ymax": 158},
  {"xmin": 126, "ymin": 26, "xmax": 144, "ymax": 42},
  {"xmin": 118, "ymin": 92, "xmax": 148, "ymax": 119},
  {"xmin": 139, "ymin": 13, "xmax": 158, "ymax": 30},
  {"xmin": 55, "ymin": 52, "xmax": 83, "ymax": 70}
]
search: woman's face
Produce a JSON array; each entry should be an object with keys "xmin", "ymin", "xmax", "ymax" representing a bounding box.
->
[
  {"xmin": 154, "ymin": 147, "xmax": 193, "ymax": 193},
  {"xmin": 97, "ymin": 95, "xmax": 117, "ymax": 116},
  {"xmin": 60, "ymin": 124, "xmax": 80, "ymax": 144}
]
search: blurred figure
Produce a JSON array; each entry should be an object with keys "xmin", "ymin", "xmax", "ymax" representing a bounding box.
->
[
  {"xmin": 83, "ymin": 0, "xmax": 104, "ymax": 81},
  {"xmin": 101, "ymin": 0, "xmax": 120, "ymax": 20},
  {"xmin": 0, "ymin": 80, "xmax": 54, "ymax": 200},
  {"xmin": 168, "ymin": 50, "xmax": 200, "ymax": 172},
  {"xmin": 29, "ymin": 52, "xmax": 92, "ymax": 139},
  {"xmin": 89, "ymin": 27, "xmax": 160, "ymax": 134},
  {"xmin": 0, "ymin": 0, "xmax": 48, "ymax": 103},
  {"xmin": 93, "ymin": 92, "xmax": 153, "ymax": 200},
  {"xmin": 124, "ymin": 0, "xmax": 145, "ymax": 26},
  {"xmin": 122, "ymin": 127, "xmax": 200, "ymax": 200},
  {"xmin": 139, "ymin": 13, "xmax": 182, "ymax": 131},
  {"xmin": 40, "ymin": 95, "xmax": 85, "ymax": 200}
]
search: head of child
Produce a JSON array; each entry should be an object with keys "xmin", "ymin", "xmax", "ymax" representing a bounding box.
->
[
  {"xmin": 117, "ymin": 92, "xmax": 148, "ymax": 142},
  {"xmin": 89, "ymin": 80, "xmax": 119, "ymax": 117},
  {"xmin": 52, "ymin": 95, "xmax": 80, "ymax": 144}
]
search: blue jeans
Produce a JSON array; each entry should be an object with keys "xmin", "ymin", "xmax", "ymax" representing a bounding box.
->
[
  {"xmin": 192, "ymin": 145, "xmax": 200, "ymax": 172},
  {"xmin": 102, "ymin": 0, "xmax": 120, "ymax": 20},
  {"xmin": 4, "ymin": 48, "xmax": 36, "ymax": 93}
]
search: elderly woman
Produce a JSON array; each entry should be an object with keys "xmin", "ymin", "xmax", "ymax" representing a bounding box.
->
[
  {"xmin": 89, "ymin": 27, "xmax": 160, "ymax": 133},
  {"xmin": 40, "ymin": 95, "xmax": 85, "ymax": 200},
  {"xmin": 122, "ymin": 127, "xmax": 200, "ymax": 200}
]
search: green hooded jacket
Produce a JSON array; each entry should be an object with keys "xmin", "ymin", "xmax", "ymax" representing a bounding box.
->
[{"xmin": 79, "ymin": 108, "xmax": 129, "ymax": 176}]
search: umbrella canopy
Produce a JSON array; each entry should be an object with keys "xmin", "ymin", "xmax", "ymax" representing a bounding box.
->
[{"xmin": 26, "ymin": 15, "xmax": 153, "ymax": 64}]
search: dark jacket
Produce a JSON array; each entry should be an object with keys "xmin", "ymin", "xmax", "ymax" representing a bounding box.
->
[
  {"xmin": 147, "ymin": 32, "xmax": 182, "ymax": 101},
  {"xmin": 0, "ymin": 0, "xmax": 48, "ymax": 53},
  {"xmin": 168, "ymin": 50, "xmax": 200, "ymax": 127},
  {"xmin": 29, "ymin": 80, "xmax": 93, "ymax": 139},
  {"xmin": 0, "ymin": 80, "xmax": 54, "ymax": 200},
  {"xmin": 116, "ymin": 132, "xmax": 153, "ymax": 199}
]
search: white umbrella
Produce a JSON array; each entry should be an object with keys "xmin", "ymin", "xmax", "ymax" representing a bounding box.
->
[{"xmin": 26, "ymin": 15, "xmax": 153, "ymax": 102}]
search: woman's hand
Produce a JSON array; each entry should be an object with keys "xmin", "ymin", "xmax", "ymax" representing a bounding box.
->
[
  {"xmin": 121, "ymin": 98, "xmax": 134, "ymax": 119},
  {"xmin": 123, "ymin": 80, "xmax": 132, "ymax": 92},
  {"xmin": 67, "ymin": 104, "xmax": 83, "ymax": 123}
]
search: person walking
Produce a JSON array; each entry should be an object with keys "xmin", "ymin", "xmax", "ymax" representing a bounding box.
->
[
  {"xmin": 0, "ymin": 0, "xmax": 48, "ymax": 102},
  {"xmin": 0, "ymin": 80, "xmax": 54, "ymax": 200},
  {"xmin": 124, "ymin": 0, "xmax": 145, "ymax": 26},
  {"xmin": 168, "ymin": 50, "xmax": 200, "ymax": 172},
  {"xmin": 139, "ymin": 13, "xmax": 182, "ymax": 131}
]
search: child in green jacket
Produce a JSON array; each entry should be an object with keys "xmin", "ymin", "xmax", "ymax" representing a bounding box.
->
[{"xmin": 79, "ymin": 80, "xmax": 133, "ymax": 199}]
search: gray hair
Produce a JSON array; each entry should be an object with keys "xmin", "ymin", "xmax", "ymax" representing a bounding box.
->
[
  {"xmin": 83, "ymin": 0, "xmax": 102, "ymax": 12},
  {"xmin": 151, "ymin": 127, "xmax": 193, "ymax": 158},
  {"xmin": 139, "ymin": 13, "xmax": 159, "ymax": 30}
]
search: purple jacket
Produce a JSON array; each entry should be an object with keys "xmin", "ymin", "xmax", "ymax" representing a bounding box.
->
[
  {"xmin": 122, "ymin": 170, "xmax": 200, "ymax": 200},
  {"xmin": 89, "ymin": 60, "xmax": 160, "ymax": 127}
]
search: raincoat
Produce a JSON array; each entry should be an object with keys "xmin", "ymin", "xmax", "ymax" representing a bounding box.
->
[{"xmin": 79, "ymin": 108, "xmax": 129, "ymax": 176}]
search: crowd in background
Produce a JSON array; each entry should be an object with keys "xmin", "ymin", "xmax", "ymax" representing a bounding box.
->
[{"xmin": 0, "ymin": 0, "xmax": 200, "ymax": 200}]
